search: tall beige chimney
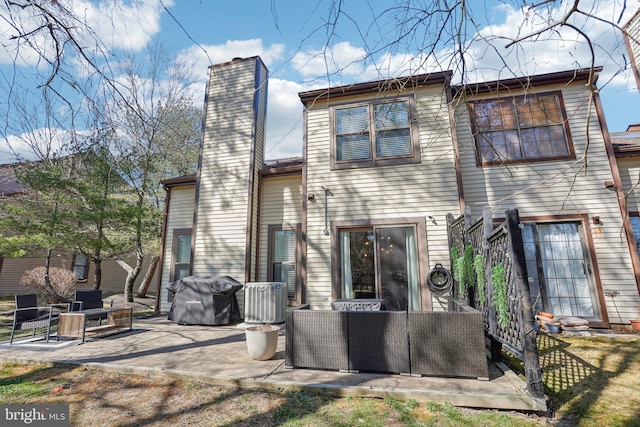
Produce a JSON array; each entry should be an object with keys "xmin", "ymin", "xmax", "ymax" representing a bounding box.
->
[{"xmin": 192, "ymin": 56, "xmax": 268, "ymax": 283}]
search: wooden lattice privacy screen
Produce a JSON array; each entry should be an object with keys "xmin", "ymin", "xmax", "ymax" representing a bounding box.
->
[{"xmin": 447, "ymin": 206, "xmax": 545, "ymax": 402}]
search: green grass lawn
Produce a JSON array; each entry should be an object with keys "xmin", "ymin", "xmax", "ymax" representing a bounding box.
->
[
  {"xmin": 501, "ymin": 332, "xmax": 640, "ymax": 426},
  {"xmin": 536, "ymin": 333, "xmax": 640, "ymax": 426}
]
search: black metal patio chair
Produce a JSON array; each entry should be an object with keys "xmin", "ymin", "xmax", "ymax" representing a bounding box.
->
[
  {"xmin": 9, "ymin": 294, "xmax": 59, "ymax": 344},
  {"xmin": 70, "ymin": 290, "xmax": 113, "ymax": 324}
]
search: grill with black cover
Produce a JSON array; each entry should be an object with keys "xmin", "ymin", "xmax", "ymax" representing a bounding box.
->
[{"xmin": 167, "ymin": 275, "xmax": 242, "ymax": 325}]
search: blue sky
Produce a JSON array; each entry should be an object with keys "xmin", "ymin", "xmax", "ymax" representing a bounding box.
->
[{"xmin": 1, "ymin": 0, "xmax": 639, "ymax": 163}]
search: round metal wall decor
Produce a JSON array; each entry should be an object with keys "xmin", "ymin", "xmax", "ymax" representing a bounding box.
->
[{"xmin": 427, "ymin": 263, "xmax": 452, "ymax": 295}]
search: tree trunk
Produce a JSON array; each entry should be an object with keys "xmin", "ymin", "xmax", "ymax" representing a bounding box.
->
[
  {"xmin": 136, "ymin": 255, "xmax": 159, "ymax": 297},
  {"xmin": 42, "ymin": 248, "xmax": 67, "ymax": 303},
  {"xmin": 116, "ymin": 250, "xmax": 144, "ymax": 302},
  {"xmin": 92, "ymin": 258, "xmax": 102, "ymax": 290}
]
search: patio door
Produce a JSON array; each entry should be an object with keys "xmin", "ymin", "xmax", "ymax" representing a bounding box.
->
[
  {"xmin": 523, "ymin": 222, "xmax": 601, "ymax": 320},
  {"xmin": 339, "ymin": 225, "xmax": 420, "ymax": 311}
]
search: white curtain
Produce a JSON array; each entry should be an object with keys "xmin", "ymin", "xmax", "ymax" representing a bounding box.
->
[
  {"xmin": 340, "ymin": 232, "xmax": 353, "ymax": 299},
  {"xmin": 405, "ymin": 228, "xmax": 420, "ymax": 311}
]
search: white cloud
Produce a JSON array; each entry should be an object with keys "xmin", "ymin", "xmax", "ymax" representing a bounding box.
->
[
  {"xmin": 86, "ymin": 0, "xmax": 170, "ymax": 51},
  {"xmin": 461, "ymin": 1, "xmax": 637, "ymax": 85},
  {"xmin": 265, "ymin": 78, "xmax": 305, "ymax": 160},
  {"xmin": 292, "ymin": 41, "xmax": 367, "ymax": 81},
  {"xmin": 287, "ymin": 1, "xmax": 636, "ymax": 89},
  {"xmin": 354, "ymin": 52, "xmax": 451, "ymax": 82},
  {"xmin": 176, "ymin": 39, "xmax": 286, "ymax": 79},
  {"xmin": 0, "ymin": 128, "xmax": 72, "ymax": 164},
  {"xmin": 0, "ymin": 0, "xmax": 168, "ymax": 67},
  {"xmin": 0, "ymin": 4, "xmax": 51, "ymax": 67}
]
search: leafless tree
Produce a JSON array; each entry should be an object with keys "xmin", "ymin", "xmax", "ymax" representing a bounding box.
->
[
  {"xmin": 106, "ymin": 41, "xmax": 201, "ymax": 302},
  {"xmin": 1, "ymin": 2, "xmax": 201, "ymax": 301}
]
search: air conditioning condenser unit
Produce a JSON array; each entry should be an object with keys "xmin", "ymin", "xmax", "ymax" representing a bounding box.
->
[{"xmin": 244, "ymin": 282, "xmax": 287, "ymax": 324}]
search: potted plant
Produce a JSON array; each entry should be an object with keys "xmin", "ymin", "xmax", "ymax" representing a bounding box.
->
[
  {"xmin": 630, "ymin": 309, "xmax": 640, "ymax": 332},
  {"xmin": 245, "ymin": 324, "xmax": 280, "ymax": 360}
]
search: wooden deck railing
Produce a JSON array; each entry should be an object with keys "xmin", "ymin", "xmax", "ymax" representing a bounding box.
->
[{"xmin": 447, "ymin": 207, "xmax": 545, "ymax": 404}]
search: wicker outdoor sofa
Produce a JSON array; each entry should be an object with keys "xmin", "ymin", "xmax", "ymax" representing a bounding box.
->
[{"xmin": 285, "ymin": 299, "xmax": 489, "ymax": 380}]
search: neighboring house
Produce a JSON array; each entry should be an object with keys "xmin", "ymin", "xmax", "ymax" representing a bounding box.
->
[
  {"xmin": 624, "ymin": 9, "xmax": 640, "ymax": 92},
  {"xmin": 0, "ymin": 163, "xmax": 152, "ymax": 295},
  {"xmin": 156, "ymin": 56, "xmax": 640, "ymax": 326}
]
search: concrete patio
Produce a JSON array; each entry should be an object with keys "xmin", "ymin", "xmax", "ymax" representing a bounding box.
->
[{"xmin": 0, "ymin": 315, "xmax": 545, "ymax": 412}]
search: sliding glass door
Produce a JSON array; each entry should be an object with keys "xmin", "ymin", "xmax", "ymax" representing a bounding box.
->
[
  {"xmin": 523, "ymin": 222, "xmax": 600, "ymax": 319},
  {"xmin": 339, "ymin": 225, "xmax": 420, "ymax": 311}
]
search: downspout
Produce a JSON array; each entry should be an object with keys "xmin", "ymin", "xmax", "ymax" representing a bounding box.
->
[{"xmin": 154, "ymin": 184, "xmax": 171, "ymax": 313}]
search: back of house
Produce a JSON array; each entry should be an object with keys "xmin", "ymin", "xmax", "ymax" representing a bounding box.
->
[{"xmin": 156, "ymin": 56, "xmax": 640, "ymax": 327}]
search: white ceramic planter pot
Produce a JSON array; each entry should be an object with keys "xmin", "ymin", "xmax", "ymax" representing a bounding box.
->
[{"xmin": 245, "ymin": 325, "xmax": 280, "ymax": 360}]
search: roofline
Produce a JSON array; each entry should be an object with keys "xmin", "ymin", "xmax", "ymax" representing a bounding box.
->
[
  {"xmin": 161, "ymin": 159, "xmax": 304, "ymax": 186},
  {"xmin": 298, "ymin": 71, "xmax": 453, "ymax": 104},
  {"xmin": 0, "ymin": 191, "xmax": 26, "ymax": 198},
  {"xmin": 160, "ymin": 174, "xmax": 197, "ymax": 188},
  {"xmin": 260, "ymin": 164, "xmax": 303, "ymax": 177},
  {"xmin": 208, "ymin": 56, "xmax": 263, "ymax": 70},
  {"xmin": 613, "ymin": 145, "xmax": 640, "ymax": 158},
  {"xmin": 457, "ymin": 67, "xmax": 603, "ymax": 96}
]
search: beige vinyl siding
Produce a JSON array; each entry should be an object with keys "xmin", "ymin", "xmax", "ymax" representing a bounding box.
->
[
  {"xmin": 305, "ymin": 84, "xmax": 460, "ymax": 310},
  {"xmin": 193, "ymin": 58, "xmax": 262, "ymax": 284},
  {"xmin": 618, "ymin": 157, "xmax": 640, "ymax": 213},
  {"xmin": 257, "ymin": 175, "xmax": 303, "ymax": 281},
  {"xmin": 0, "ymin": 255, "xmax": 68, "ymax": 295},
  {"xmin": 84, "ymin": 258, "xmax": 155, "ymax": 294},
  {"xmin": 625, "ymin": 10, "xmax": 640, "ymax": 90},
  {"xmin": 1, "ymin": 253, "xmax": 152, "ymax": 297},
  {"xmin": 628, "ymin": 12, "xmax": 640, "ymax": 60},
  {"xmin": 158, "ymin": 185, "xmax": 195, "ymax": 313},
  {"xmin": 454, "ymin": 82, "xmax": 639, "ymax": 323}
]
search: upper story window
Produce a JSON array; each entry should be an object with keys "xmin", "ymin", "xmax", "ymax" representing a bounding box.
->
[
  {"xmin": 470, "ymin": 92, "xmax": 574, "ymax": 166},
  {"xmin": 331, "ymin": 98, "xmax": 420, "ymax": 169}
]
